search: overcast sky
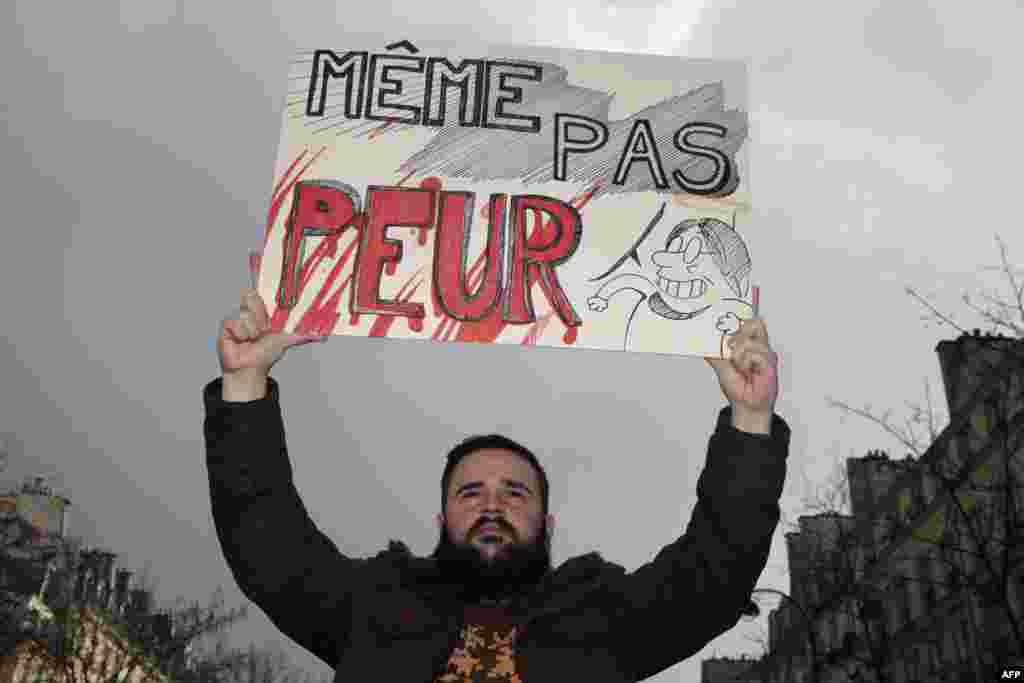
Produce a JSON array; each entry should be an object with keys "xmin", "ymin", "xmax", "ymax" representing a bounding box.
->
[{"xmin": 3, "ymin": 0, "xmax": 1022, "ymax": 680}]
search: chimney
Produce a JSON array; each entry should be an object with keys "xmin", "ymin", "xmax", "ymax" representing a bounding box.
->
[
  {"xmin": 14, "ymin": 475, "xmax": 71, "ymax": 540},
  {"xmin": 76, "ymin": 548, "xmax": 102, "ymax": 604},
  {"xmin": 785, "ymin": 531, "xmax": 809, "ymax": 608},
  {"xmin": 96, "ymin": 551, "xmax": 117, "ymax": 608},
  {"xmin": 129, "ymin": 588, "xmax": 152, "ymax": 617},
  {"xmin": 935, "ymin": 332, "xmax": 1023, "ymax": 419},
  {"xmin": 73, "ymin": 551, "xmax": 87, "ymax": 602},
  {"xmin": 847, "ymin": 451, "xmax": 907, "ymax": 543},
  {"xmin": 114, "ymin": 569, "xmax": 133, "ymax": 614}
]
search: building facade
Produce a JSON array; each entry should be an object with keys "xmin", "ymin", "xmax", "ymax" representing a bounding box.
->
[{"xmin": 728, "ymin": 331, "xmax": 1024, "ymax": 682}]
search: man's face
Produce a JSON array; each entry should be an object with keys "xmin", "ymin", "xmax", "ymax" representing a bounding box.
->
[{"xmin": 434, "ymin": 448, "xmax": 555, "ymax": 597}]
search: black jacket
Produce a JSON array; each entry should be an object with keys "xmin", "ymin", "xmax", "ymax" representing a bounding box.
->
[{"xmin": 203, "ymin": 377, "xmax": 789, "ymax": 681}]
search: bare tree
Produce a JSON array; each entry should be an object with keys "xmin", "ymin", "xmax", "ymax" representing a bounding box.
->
[
  {"xmin": 826, "ymin": 233, "xmax": 1023, "ymax": 458},
  {"xmin": 819, "ymin": 233, "xmax": 1023, "ymax": 675}
]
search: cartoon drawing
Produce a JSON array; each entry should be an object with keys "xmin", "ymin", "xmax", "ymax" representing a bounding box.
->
[{"xmin": 587, "ymin": 214, "xmax": 754, "ymax": 357}]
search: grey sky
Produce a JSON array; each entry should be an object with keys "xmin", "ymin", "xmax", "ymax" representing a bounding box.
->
[{"xmin": 3, "ymin": 0, "xmax": 1022, "ymax": 680}]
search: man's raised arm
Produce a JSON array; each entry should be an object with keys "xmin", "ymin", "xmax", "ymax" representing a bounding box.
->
[
  {"xmin": 205, "ymin": 286, "xmax": 352, "ymax": 667},
  {"xmin": 611, "ymin": 318, "xmax": 788, "ymax": 680}
]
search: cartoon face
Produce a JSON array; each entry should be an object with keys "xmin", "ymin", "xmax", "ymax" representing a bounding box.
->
[{"xmin": 649, "ymin": 224, "xmax": 728, "ymax": 312}]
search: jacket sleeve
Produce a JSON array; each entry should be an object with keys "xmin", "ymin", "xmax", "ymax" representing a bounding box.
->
[
  {"xmin": 613, "ymin": 405, "xmax": 790, "ymax": 681},
  {"xmin": 203, "ymin": 376, "xmax": 362, "ymax": 668}
]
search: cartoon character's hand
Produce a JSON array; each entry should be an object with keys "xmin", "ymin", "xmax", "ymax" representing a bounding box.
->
[
  {"xmin": 716, "ymin": 312, "xmax": 741, "ymax": 335},
  {"xmin": 587, "ymin": 296, "xmax": 608, "ymax": 312}
]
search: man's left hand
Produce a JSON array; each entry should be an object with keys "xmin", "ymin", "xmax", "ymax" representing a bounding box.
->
[{"xmin": 706, "ymin": 318, "xmax": 779, "ymax": 434}]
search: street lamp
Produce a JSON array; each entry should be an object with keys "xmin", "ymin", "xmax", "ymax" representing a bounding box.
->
[{"xmin": 742, "ymin": 588, "xmax": 819, "ymax": 683}]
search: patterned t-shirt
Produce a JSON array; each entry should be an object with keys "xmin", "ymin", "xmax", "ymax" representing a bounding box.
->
[{"xmin": 435, "ymin": 601, "xmax": 524, "ymax": 683}]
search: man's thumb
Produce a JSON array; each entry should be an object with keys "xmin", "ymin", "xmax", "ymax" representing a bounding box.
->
[
  {"xmin": 285, "ymin": 331, "xmax": 328, "ymax": 348},
  {"xmin": 705, "ymin": 355, "xmax": 726, "ymax": 372},
  {"xmin": 261, "ymin": 330, "xmax": 324, "ymax": 360}
]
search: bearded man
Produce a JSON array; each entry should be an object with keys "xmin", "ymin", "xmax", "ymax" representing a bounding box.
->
[{"xmin": 205, "ymin": 283, "xmax": 787, "ymax": 682}]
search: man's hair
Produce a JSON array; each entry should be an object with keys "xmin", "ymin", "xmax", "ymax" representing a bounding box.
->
[{"xmin": 441, "ymin": 434, "xmax": 550, "ymax": 516}]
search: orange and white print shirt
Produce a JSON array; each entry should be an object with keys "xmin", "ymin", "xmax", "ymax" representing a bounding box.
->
[{"xmin": 435, "ymin": 603, "xmax": 524, "ymax": 683}]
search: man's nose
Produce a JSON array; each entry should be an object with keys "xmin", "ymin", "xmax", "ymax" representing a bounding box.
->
[{"xmin": 479, "ymin": 492, "xmax": 506, "ymax": 511}]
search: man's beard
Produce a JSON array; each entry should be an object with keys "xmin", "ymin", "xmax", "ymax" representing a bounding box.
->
[{"xmin": 432, "ymin": 518, "xmax": 552, "ymax": 602}]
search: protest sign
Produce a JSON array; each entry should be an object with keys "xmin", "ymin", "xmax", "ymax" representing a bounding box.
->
[{"xmin": 255, "ymin": 37, "xmax": 754, "ymax": 358}]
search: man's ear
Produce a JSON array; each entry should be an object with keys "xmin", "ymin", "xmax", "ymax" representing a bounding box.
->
[
  {"xmin": 546, "ymin": 514, "xmax": 556, "ymax": 540},
  {"xmin": 436, "ymin": 513, "xmax": 444, "ymax": 531}
]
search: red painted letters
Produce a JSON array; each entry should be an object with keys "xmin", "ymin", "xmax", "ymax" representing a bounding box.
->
[{"xmin": 275, "ymin": 181, "xmax": 582, "ymax": 329}]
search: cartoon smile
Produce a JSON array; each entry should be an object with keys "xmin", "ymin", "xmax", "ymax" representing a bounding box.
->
[{"xmin": 656, "ymin": 275, "xmax": 709, "ymax": 300}]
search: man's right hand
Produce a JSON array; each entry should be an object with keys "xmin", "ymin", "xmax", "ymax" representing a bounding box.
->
[{"xmin": 217, "ymin": 288, "xmax": 327, "ymax": 401}]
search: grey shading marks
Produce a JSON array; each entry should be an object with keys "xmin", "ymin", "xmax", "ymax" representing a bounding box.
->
[
  {"xmin": 586, "ymin": 215, "xmax": 754, "ymax": 352},
  {"xmin": 400, "ymin": 61, "xmax": 747, "ymax": 198},
  {"xmin": 283, "ymin": 52, "xmax": 747, "ymax": 198}
]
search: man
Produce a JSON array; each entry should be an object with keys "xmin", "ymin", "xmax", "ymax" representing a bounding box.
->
[{"xmin": 205, "ymin": 282, "xmax": 788, "ymax": 682}]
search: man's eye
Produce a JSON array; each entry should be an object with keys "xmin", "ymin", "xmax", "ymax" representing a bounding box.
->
[{"xmin": 463, "ymin": 491, "xmax": 477, "ymax": 498}]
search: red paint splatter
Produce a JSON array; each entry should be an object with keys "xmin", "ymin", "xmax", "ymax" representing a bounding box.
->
[
  {"xmin": 396, "ymin": 169, "xmax": 417, "ymax": 187},
  {"xmin": 295, "ymin": 253, "xmax": 357, "ymax": 336},
  {"xmin": 368, "ymin": 270, "xmax": 425, "ymax": 337},
  {"xmin": 261, "ymin": 146, "xmax": 363, "ymax": 335},
  {"xmin": 575, "ymin": 182, "xmax": 602, "ymax": 210},
  {"xmin": 563, "ymin": 326, "xmax": 578, "ymax": 345},
  {"xmin": 520, "ymin": 311, "xmax": 555, "ymax": 346},
  {"xmin": 416, "ymin": 176, "xmax": 442, "ymax": 245},
  {"xmin": 431, "ymin": 317, "xmax": 451, "ymax": 341},
  {"xmin": 419, "ymin": 176, "xmax": 443, "ymax": 192},
  {"xmin": 270, "ymin": 304, "xmax": 291, "ymax": 332},
  {"xmin": 264, "ymin": 147, "xmax": 329, "ymax": 250},
  {"xmin": 263, "ymin": 150, "xmax": 308, "ymax": 243}
]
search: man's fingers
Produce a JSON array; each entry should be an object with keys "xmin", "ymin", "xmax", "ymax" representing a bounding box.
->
[
  {"xmin": 224, "ymin": 318, "xmax": 248, "ymax": 342},
  {"xmin": 708, "ymin": 354, "xmax": 740, "ymax": 383},
  {"xmin": 730, "ymin": 337, "xmax": 771, "ymax": 361},
  {"xmin": 732, "ymin": 346, "xmax": 770, "ymax": 376},
  {"xmin": 241, "ymin": 289, "xmax": 270, "ymax": 329},
  {"xmin": 731, "ymin": 348, "xmax": 750, "ymax": 375},
  {"xmin": 737, "ymin": 317, "xmax": 768, "ymax": 343},
  {"xmin": 238, "ymin": 312, "xmax": 261, "ymax": 339}
]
